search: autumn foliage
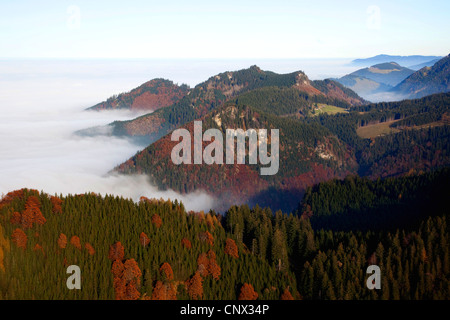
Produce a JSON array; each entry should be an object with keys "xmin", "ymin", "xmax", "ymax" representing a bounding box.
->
[
  {"xmin": 84, "ymin": 242, "xmax": 95, "ymax": 256},
  {"xmin": 281, "ymin": 288, "xmax": 294, "ymax": 300},
  {"xmin": 196, "ymin": 250, "xmax": 221, "ymax": 280},
  {"xmin": 152, "ymin": 214, "xmax": 162, "ymax": 228},
  {"xmin": 70, "ymin": 236, "xmax": 82, "ymax": 250},
  {"xmin": 10, "ymin": 195, "xmax": 46, "ymax": 230},
  {"xmin": 238, "ymin": 283, "xmax": 258, "ymax": 300},
  {"xmin": 151, "ymin": 281, "xmax": 177, "ymax": 300},
  {"xmin": 181, "ymin": 238, "xmax": 192, "ymax": 249},
  {"xmin": 160, "ymin": 262, "xmax": 174, "ymax": 281},
  {"xmin": 108, "ymin": 242, "xmax": 125, "ymax": 261},
  {"xmin": 225, "ymin": 238, "xmax": 239, "ymax": 258},
  {"xmin": 198, "ymin": 231, "xmax": 214, "ymax": 246},
  {"xmin": 57, "ymin": 233, "xmax": 67, "ymax": 249},
  {"xmin": 139, "ymin": 232, "xmax": 150, "ymax": 247},
  {"xmin": 186, "ymin": 271, "xmax": 203, "ymax": 300},
  {"xmin": 11, "ymin": 228, "xmax": 27, "ymax": 250},
  {"xmin": 109, "ymin": 243, "xmax": 142, "ymax": 300},
  {"xmin": 50, "ymin": 196, "xmax": 63, "ymax": 214}
]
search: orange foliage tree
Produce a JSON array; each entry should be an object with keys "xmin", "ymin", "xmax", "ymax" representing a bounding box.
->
[
  {"xmin": 225, "ymin": 238, "xmax": 239, "ymax": 259},
  {"xmin": 10, "ymin": 212, "xmax": 21, "ymax": 225},
  {"xmin": 50, "ymin": 196, "xmax": 63, "ymax": 214},
  {"xmin": 11, "ymin": 228, "xmax": 27, "ymax": 250},
  {"xmin": 70, "ymin": 236, "xmax": 82, "ymax": 250},
  {"xmin": 160, "ymin": 262, "xmax": 174, "ymax": 281},
  {"xmin": 238, "ymin": 283, "xmax": 258, "ymax": 300},
  {"xmin": 198, "ymin": 231, "xmax": 214, "ymax": 246},
  {"xmin": 57, "ymin": 233, "xmax": 67, "ymax": 249},
  {"xmin": 186, "ymin": 271, "xmax": 203, "ymax": 300},
  {"xmin": 23, "ymin": 196, "xmax": 46, "ymax": 229},
  {"xmin": 281, "ymin": 288, "xmax": 294, "ymax": 300},
  {"xmin": 197, "ymin": 251, "xmax": 221, "ymax": 280},
  {"xmin": 181, "ymin": 238, "xmax": 192, "ymax": 249},
  {"xmin": 84, "ymin": 242, "xmax": 95, "ymax": 255},
  {"xmin": 111, "ymin": 254, "xmax": 142, "ymax": 300},
  {"xmin": 207, "ymin": 250, "xmax": 221, "ymax": 280},
  {"xmin": 108, "ymin": 241, "xmax": 125, "ymax": 261},
  {"xmin": 197, "ymin": 253, "xmax": 209, "ymax": 277},
  {"xmin": 152, "ymin": 214, "xmax": 162, "ymax": 228},
  {"xmin": 111, "ymin": 260, "xmax": 125, "ymax": 278},
  {"xmin": 151, "ymin": 281, "xmax": 177, "ymax": 300},
  {"xmin": 140, "ymin": 232, "xmax": 150, "ymax": 247}
]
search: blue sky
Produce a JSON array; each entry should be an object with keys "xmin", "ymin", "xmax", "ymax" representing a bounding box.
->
[{"xmin": 0, "ymin": 0, "xmax": 449, "ymax": 59}]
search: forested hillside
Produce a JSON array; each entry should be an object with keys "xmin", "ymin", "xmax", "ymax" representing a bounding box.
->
[
  {"xmin": 0, "ymin": 168, "xmax": 448, "ymax": 300},
  {"xmin": 115, "ymin": 92, "xmax": 450, "ymax": 212},
  {"xmin": 80, "ymin": 66, "xmax": 366, "ymax": 146}
]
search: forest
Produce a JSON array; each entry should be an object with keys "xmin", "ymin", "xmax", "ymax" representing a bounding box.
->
[{"xmin": 0, "ymin": 168, "xmax": 448, "ymax": 300}]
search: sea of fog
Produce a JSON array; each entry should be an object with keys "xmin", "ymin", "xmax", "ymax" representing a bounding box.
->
[{"xmin": 0, "ymin": 58, "xmax": 360, "ymax": 211}]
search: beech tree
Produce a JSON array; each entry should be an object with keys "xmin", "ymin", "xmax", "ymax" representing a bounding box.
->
[
  {"xmin": 57, "ymin": 233, "xmax": 67, "ymax": 249},
  {"xmin": 186, "ymin": 272, "xmax": 203, "ymax": 300},
  {"xmin": 140, "ymin": 232, "xmax": 150, "ymax": 247},
  {"xmin": 70, "ymin": 236, "xmax": 82, "ymax": 250},
  {"xmin": 160, "ymin": 262, "xmax": 174, "ymax": 281},
  {"xmin": 11, "ymin": 228, "xmax": 27, "ymax": 250},
  {"xmin": 109, "ymin": 242, "xmax": 125, "ymax": 261},
  {"xmin": 238, "ymin": 283, "xmax": 258, "ymax": 300},
  {"xmin": 225, "ymin": 238, "xmax": 239, "ymax": 258}
]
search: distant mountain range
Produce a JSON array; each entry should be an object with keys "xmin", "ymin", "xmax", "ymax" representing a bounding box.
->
[
  {"xmin": 335, "ymin": 62, "xmax": 414, "ymax": 98},
  {"xmin": 351, "ymin": 54, "xmax": 442, "ymax": 69},
  {"xmin": 392, "ymin": 54, "xmax": 450, "ymax": 99},
  {"xmin": 338, "ymin": 54, "xmax": 450, "ymax": 101}
]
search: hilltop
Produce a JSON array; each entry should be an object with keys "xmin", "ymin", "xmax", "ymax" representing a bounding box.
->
[
  {"xmin": 392, "ymin": 54, "xmax": 450, "ymax": 99},
  {"xmin": 79, "ymin": 66, "xmax": 366, "ymax": 145}
]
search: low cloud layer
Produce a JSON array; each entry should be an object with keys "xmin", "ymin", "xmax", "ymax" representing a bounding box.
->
[{"xmin": 0, "ymin": 67, "xmax": 215, "ymax": 212}]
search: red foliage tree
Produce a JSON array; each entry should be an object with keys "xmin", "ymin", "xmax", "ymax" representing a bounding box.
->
[
  {"xmin": 111, "ymin": 260, "xmax": 125, "ymax": 278},
  {"xmin": 11, "ymin": 228, "xmax": 27, "ymax": 250},
  {"xmin": 225, "ymin": 238, "xmax": 239, "ymax": 258},
  {"xmin": 50, "ymin": 196, "xmax": 63, "ymax": 214},
  {"xmin": 85, "ymin": 242, "xmax": 95, "ymax": 255},
  {"xmin": 181, "ymin": 238, "xmax": 192, "ymax": 249},
  {"xmin": 197, "ymin": 253, "xmax": 209, "ymax": 277},
  {"xmin": 70, "ymin": 236, "xmax": 82, "ymax": 250},
  {"xmin": 152, "ymin": 214, "xmax": 162, "ymax": 228},
  {"xmin": 124, "ymin": 279, "xmax": 141, "ymax": 300},
  {"xmin": 139, "ymin": 232, "xmax": 150, "ymax": 247},
  {"xmin": 238, "ymin": 283, "xmax": 258, "ymax": 300},
  {"xmin": 21, "ymin": 207, "xmax": 34, "ymax": 230},
  {"xmin": 198, "ymin": 231, "xmax": 214, "ymax": 246},
  {"xmin": 113, "ymin": 277, "xmax": 126, "ymax": 300},
  {"xmin": 186, "ymin": 271, "xmax": 203, "ymax": 300},
  {"xmin": 10, "ymin": 212, "xmax": 21, "ymax": 225},
  {"xmin": 197, "ymin": 251, "xmax": 221, "ymax": 280},
  {"xmin": 123, "ymin": 259, "xmax": 142, "ymax": 285},
  {"xmin": 281, "ymin": 288, "xmax": 294, "ymax": 300},
  {"xmin": 19, "ymin": 196, "xmax": 46, "ymax": 229},
  {"xmin": 160, "ymin": 262, "xmax": 174, "ymax": 281},
  {"xmin": 111, "ymin": 256, "xmax": 142, "ymax": 300},
  {"xmin": 151, "ymin": 281, "xmax": 177, "ymax": 300},
  {"xmin": 151, "ymin": 281, "xmax": 166, "ymax": 300},
  {"xmin": 57, "ymin": 233, "xmax": 67, "ymax": 249},
  {"xmin": 108, "ymin": 241, "xmax": 125, "ymax": 261},
  {"xmin": 207, "ymin": 250, "xmax": 221, "ymax": 280}
]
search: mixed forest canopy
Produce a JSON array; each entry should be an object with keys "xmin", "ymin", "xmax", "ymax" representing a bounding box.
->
[{"xmin": 0, "ymin": 167, "xmax": 448, "ymax": 300}]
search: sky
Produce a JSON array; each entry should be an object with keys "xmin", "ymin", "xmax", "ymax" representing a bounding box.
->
[{"xmin": 0, "ymin": 0, "xmax": 449, "ymax": 59}]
